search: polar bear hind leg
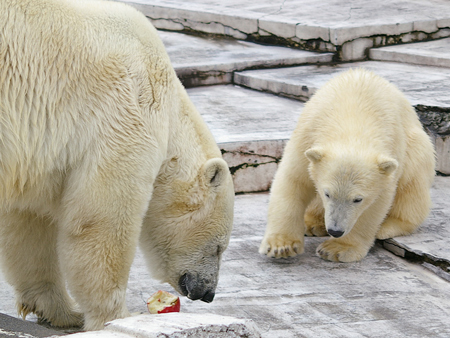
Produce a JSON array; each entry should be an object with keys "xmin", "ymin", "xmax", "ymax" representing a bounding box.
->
[
  {"xmin": 304, "ymin": 194, "xmax": 328, "ymax": 237},
  {"xmin": 0, "ymin": 210, "xmax": 83, "ymax": 327},
  {"xmin": 377, "ymin": 130, "xmax": 435, "ymax": 240},
  {"xmin": 377, "ymin": 174, "xmax": 433, "ymax": 239}
]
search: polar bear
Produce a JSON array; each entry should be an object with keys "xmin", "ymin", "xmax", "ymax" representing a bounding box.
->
[
  {"xmin": 259, "ymin": 68, "xmax": 435, "ymax": 262},
  {"xmin": 0, "ymin": 0, "xmax": 234, "ymax": 331}
]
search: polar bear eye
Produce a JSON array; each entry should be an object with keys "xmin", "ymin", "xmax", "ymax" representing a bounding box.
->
[
  {"xmin": 324, "ymin": 192, "xmax": 330, "ymax": 198},
  {"xmin": 353, "ymin": 197, "xmax": 363, "ymax": 203}
]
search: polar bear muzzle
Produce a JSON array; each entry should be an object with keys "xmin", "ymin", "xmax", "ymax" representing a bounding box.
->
[{"xmin": 179, "ymin": 272, "xmax": 215, "ymax": 303}]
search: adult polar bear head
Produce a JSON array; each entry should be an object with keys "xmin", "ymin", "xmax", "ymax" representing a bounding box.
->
[{"xmin": 142, "ymin": 157, "xmax": 234, "ymax": 303}]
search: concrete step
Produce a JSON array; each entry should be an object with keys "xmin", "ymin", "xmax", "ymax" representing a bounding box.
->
[
  {"xmin": 159, "ymin": 30, "xmax": 333, "ymax": 87},
  {"xmin": 120, "ymin": 0, "xmax": 450, "ymax": 60},
  {"xmin": 370, "ymin": 38, "xmax": 450, "ymax": 68},
  {"xmin": 382, "ymin": 176, "xmax": 450, "ymax": 280},
  {"xmin": 232, "ymin": 61, "xmax": 450, "ymax": 174},
  {"xmin": 68, "ymin": 313, "xmax": 261, "ymax": 338},
  {"xmin": 187, "ymin": 84, "xmax": 302, "ymax": 193},
  {"xmin": 234, "ymin": 61, "xmax": 450, "ymax": 108}
]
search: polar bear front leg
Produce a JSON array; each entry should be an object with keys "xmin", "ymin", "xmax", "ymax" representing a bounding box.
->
[
  {"xmin": 316, "ymin": 235, "xmax": 373, "ymax": 263},
  {"xmin": 259, "ymin": 161, "xmax": 315, "ymax": 258},
  {"xmin": 377, "ymin": 129, "xmax": 435, "ymax": 240},
  {"xmin": 59, "ymin": 166, "xmax": 153, "ymax": 331},
  {"xmin": 59, "ymin": 220, "xmax": 134, "ymax": 330},
  {"xmin": 0, "ymin": 210, "xmax": 83, "ymax": 327}
]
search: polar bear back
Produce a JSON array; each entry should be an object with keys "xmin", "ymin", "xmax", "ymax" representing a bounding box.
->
[
  {"xmin": 297, "ymin": 69, "xmax": 421, "ymax": 161},
  {"xmin": 0, "ymin": 0, "xmax": 178, "ymax": 201}
]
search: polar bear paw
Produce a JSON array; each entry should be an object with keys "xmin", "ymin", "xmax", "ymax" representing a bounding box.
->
[
  {"xmin": 18, "ymin": 300, "xmax": 84, "ymax": 328},
  {"xmin": 316, "ymin": 239, "xmax": 367, "ymax": 262},
  {"xmin": 259, "ymin": 234, "xmax": 304, "ymax": 258}
]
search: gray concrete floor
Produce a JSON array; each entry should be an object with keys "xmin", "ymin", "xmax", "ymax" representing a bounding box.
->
[{"xmin": 2, "ymin": 182, "xmax": 450, "ymax": 337}]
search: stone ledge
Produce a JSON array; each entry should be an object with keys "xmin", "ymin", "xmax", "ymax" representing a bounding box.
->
[
  {"xmin": 66, "ymin": 314, "xmax": 261, "ymax": 338},
  {"xmin": 370, "ymin": 38, "xmax": 450, "ymax": 68},
  {"xmin": 158, "ymin": 30, "xmax": 332, "ymax": 87},
  {"xmin": 118, "ymin": 0, "xmax": 450, "ymax": 60},
  {"xmin": 220, "ymin": 140, "xmax": 287, "ymax": 193}
]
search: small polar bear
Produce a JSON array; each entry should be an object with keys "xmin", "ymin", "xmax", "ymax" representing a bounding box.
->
[
  {"xmin": 260, "ymin": 68, "xmax": 435, "ymax": 262},
  {"xmin": 0, "ymin": 0, "xmax": 234, "ymax": 331}
]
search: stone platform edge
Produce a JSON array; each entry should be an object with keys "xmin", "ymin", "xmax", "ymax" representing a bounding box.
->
[
  {"xmin": 63, "ymin": 313, "xmax": 261, "ymax": 338},
  {"xmin": 121, "ymin": 0, "xmax": 450, "ymax": 61}
]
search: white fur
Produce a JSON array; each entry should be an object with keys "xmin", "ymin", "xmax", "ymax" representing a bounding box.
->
[
  {"xmin": 0, "ymin": 0, "xmax": 234, "ymax": 331},
  {"xmin": 260, "ymin": 68, "xmax": 435, "ymax": 262}
]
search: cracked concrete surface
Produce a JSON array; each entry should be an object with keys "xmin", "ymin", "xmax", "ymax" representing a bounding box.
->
[
  {"xmin": 220, "ymin": 141, "xmax": 286, "ymax": 193},
  {"xmin": 158, "ymin": 30, "xmax": 332, "ymax": 87},
  {"xmin": 119, "ymin": 0, "xmax": 450, "ymax": 60}
]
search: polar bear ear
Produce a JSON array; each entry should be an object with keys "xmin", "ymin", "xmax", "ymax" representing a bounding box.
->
[
  {"xmin": 203, "ymin": 158, "xmax": 229, "ymax": 187},
  {"xmin": 377, "ymin": 156, "xmax": 398, "ymax": 175},
  {"xmin": 305, "ymin": 148, "xmax": 324, "ymax": 163}
]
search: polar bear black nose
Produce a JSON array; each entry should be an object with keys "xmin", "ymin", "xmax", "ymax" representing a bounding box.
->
[
  {"xmin": 178, "ymin": 273, "xmax": 215, "ymax": 303},
  {"xmin": 328, "ymin": 229, "xmax": 344, "ymax": 238},
  {"xmin": 201, "ymin": 290, "xmax": 215, "ymax": 303}
]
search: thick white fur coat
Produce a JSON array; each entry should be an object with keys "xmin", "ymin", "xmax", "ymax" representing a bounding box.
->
[
  {"xmin": 260, "ymin": 68, "xmax": 435, "ymax": 262},
  {"xmin": 0, "ymin": 0, "xmax": 234, "ymax": 330}
]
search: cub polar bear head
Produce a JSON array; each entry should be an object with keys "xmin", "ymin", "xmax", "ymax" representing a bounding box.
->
[
  {"xmin": 141, "ymin": 157, "xmax": 234, "ymax": 303},
  {"xmin": 305, "ymin": 147, "xmax": 398, "ymax": 238}
]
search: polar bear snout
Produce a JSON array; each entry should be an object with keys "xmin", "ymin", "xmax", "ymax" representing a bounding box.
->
[{"xmin": 178, "ymin": 272, "xmax": 216, "ymax": 303}]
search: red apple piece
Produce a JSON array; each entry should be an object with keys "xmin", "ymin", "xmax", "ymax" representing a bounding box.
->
[{"xmin": 147, "ymin": 290, "xmax": 181, "ymax": 314}]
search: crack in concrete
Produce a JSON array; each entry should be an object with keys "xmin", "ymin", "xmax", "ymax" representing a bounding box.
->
[
  {"xmin": 222, "ymin": 150, "xmax": 280, "ymax": 176},
  {"xmin": 221, "ymin": 149, "xmax": 280, "ymax": 161},
  {"xmin": 254, "ymin": 0, "xmax": 288, "ymax": 39},
  {"xmin": 150, "ymin": 16, "xmax": 253, "ymax": 38},
  {"xmin": 228, "ymin": 160, "xmax": 278, "ymax": 176},
  {"xmin": 258, "ymin": 0, "xmax": 287, "ymax": 20},
  {"xmin": 344, "ymin": 7, "xmax": 363, "ymax": 22},
  {"xmin": 381, "ymin": 239, "xmax": 450, "ymax": 281}
]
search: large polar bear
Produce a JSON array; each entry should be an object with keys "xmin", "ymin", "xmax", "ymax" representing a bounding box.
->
[
  {"xmin": 0, "ymin": 0, "xmax": 234, "ymax": 331},
  {"xmin": 259, "ymin": 68, "xmax": 435, "ymax": 262}
]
